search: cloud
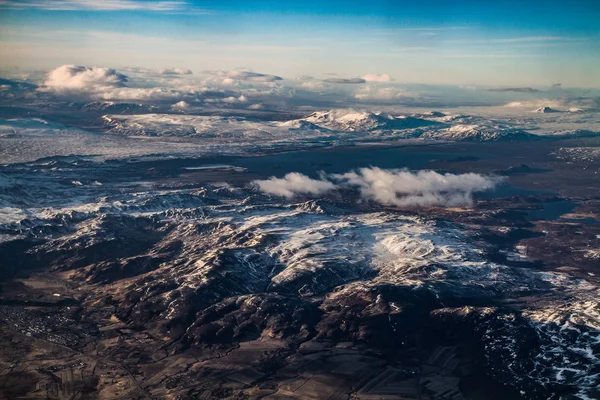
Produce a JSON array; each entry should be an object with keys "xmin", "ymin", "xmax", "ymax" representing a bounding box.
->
[
  {"xmin": 96, "ymin": 87, "xmax": 246, "ymax": 103},
  {"xmin": 171, "ymin": 100, "xmax": 190, "ymax": 110},
  {"xmin": 159, "ymin": 67, "xmax": 193, "ymax": 75},
  {"xmin": 252, "ymin": 168, "xmax": 500, "ymax": 207},
  {"xmin": 38, "ymin": 65, "xmax": 251, "ymax": 103},
  {"xmin": 354, "ymin": 86, "xmax": 405, "ymax": 101},
  {"xmin": 333, "ymin": 168, "xmax": 500, "ymax": 207},
  {"xmin": 299, "ymin": 80, "xmax": 328, "ymax": 90},
  {"xmin": 252, "ymin": 173, "xmax": 337, "ymax": 199},
  {"xmin": 126, "ymin": 67, "xmax": 193, "ymax": 75},
  {"xmin": 323, "ymin": 78, "xmax": 366, "ymax": 84},
  {"xmin": 42, "ymin": 64, "xmax": 127, "ymax": 91},
  {"xmin": 360, "ymin": 73, "xmax": 394, "ymax": 82},
  {"xmin": 208, "ymin": 95, "xmax": 247, "ymax": 104},
  {"xmin": 0, "ymin": 0, "xmax": 208, "ymax": 12},
  {"xmin": 488, "ymin": 87, "xmax": 540, "ymax": 93},
  {"xmin": 205, "ymin": 70, "xmax": 283, "ymax": 83}
]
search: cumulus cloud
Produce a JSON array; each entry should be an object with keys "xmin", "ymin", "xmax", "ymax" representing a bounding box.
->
[
  {"xmin": 333, "ymin": 168, "xmax": 500, "ymax": 207},
  {"xmin": 252, "ymin": 173, "xmax": 337, "ymax": 199},
  {"xmin": 205, "ymin": 95, "xmax": 248, "ymax": 104},
  {"xmin": 253, "ymin": 168, "xmax": 500, "ymax": 206},
  {"xmin": 171, "ymin": 100, "xmax": 190, "ymax": 110},
  {"xmin": 38, "ymin": 65, "xmax": 252, "ymax": 104},
  {"xmin": 360, "ymin": 73, "xmax": 394, "ymax": 82},
  {"xmin": 323, "ymin": 78, "xmax": 366, "ymax": 84},
  {"xmin": 42, "ymin": 64, "xmax": 127, "ymax": 91}
]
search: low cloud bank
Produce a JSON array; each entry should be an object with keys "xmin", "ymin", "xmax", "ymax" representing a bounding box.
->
[
  {"xmin": 333, "ymin": 168, "xmax": 500, "ymax": 207},
  {"xmin": 253, "ymin": 167, "xmax": 501, "ymax": 207},
  {"xmin": 252, "ymin": 173, "xmax": 336, "ymax": 199}
]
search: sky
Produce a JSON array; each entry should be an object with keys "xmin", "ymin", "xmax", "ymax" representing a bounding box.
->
[{"xmin": 0, "ymin": 0, "xmax": 599, "ymax": 87}]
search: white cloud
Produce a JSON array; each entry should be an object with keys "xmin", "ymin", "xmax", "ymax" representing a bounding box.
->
[
  {"xmin": 354, "ymin": 86, "xmax": 405, "ymax": 101},
  {"xmin": 159, "ymin": 67, "xmax": 193, "ymax": 75},
  {"xmin": 300, "ymin": 81, "xmax": 327, "ymax": 90},
  {"xmin": 42, "ymin": 64, "xmax": 127, "ymax": 91},
  {"xmin": 126, "ymin": 66, "xmax": 193, "ymax": 75},
  {"xmin": 171, "ymin": 100, "xmax": 190, "ymax": 110},
  {"xmin": 252, "ymin": 168, "xmax": 500, "ymax": 207},
  {"xmin": 97, "ymin": 87, "xmax": 247, "ymax": 103},
  {"xmin": 38, "ymin": 65, "xmax": 251, "ymax": 103},
  {"xmin": 333, "ymin": 168, "xmax": 500, "ymax": 207},
  {"xmin": 94, "ymin": 87, "xmax": 182, "ymax": 101},
  {"xmin": 252, "ymin": 173, "xmax": 337, "ymax": 199},
  {"xmin": 205, "ymin": 70, "xmax": 283, "ymax": 83},
  {"xmin": 221, "ymin": 78, "xmax": 237, "ymax": 86},
  {"xmin": 223, "ymin": 95, "xmax": 247, "ymax": 103},
  {"xmin": 360, "ymin": 73, "xmax": 394, "ymax": 82}
]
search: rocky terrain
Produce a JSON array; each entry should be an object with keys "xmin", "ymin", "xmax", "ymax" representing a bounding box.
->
[{"xmin": 0, "ymin": 137, "xmax": 599, "ymax": 399}]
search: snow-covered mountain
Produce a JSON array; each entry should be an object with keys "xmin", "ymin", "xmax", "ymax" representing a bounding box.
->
[
  {"xmin": 426, "ymin": 124, "xmax": 540, "ymax": 142},
  {"xmin": 92, "ymin": 108, "xmax": 600, "ymax": 146},
  {"xmin": 301, "ymin": 110, "xmax": 442, "ymax": 131}
]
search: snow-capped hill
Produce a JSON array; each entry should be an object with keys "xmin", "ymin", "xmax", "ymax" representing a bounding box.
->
[
  {"xmin": 303, "ymin": 110, "xmax": 393, "ymax": 131},
  {"xmin": 392, "ymin": 115, "xmax": 442, "ymax": 129},
  {"xmin": 547, "ymin": 129, "xmax": 600, "ymax": 139},
  {"xmin": 278, "ymin": 119, "xmax": 330, "ymax": 131},
  {"xmin": 428, "ymin": 111, "xmax": 447, "ymax": 117},
  {"xmin": 411, "ymin": 111, "xmax": 447, "ymax": 119},
  {"xmin": 171, "ymin": 101, "xmax": 191, "ymax": 111},
  {"xmin": 535, "ymin": 106, "xmax": 560, "ymax": 113},
  {"xmin": 301, "ymin": 110, "xmax": 440, "ymax": 132},
  {"xmin": 426, "ymin": 124, "xmax": 539, "ymax": 142}
]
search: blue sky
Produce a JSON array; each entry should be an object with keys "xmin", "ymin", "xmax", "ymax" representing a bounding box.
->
[{"xmin": 1, "ymin": 0, "xmax": 599, "ymax": 87}]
